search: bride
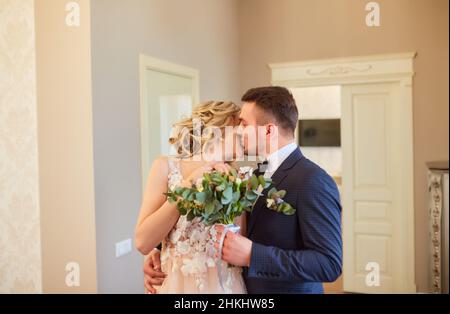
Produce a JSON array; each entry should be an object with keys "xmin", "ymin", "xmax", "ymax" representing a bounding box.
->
[{"xmin": 135, "ymin": 101, "xmax": 247, "ymax": 294}]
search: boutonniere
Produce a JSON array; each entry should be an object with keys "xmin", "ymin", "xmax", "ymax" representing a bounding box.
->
[{"xmin": 266, "ymin": 188, "xmax": 296, "ymax": 215}]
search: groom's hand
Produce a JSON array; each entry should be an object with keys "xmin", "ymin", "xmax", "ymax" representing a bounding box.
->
[
  {"xmin": 143, "ymin": 249, "xmax": 166, "ymax": 294},
  {"xmin": 214, "ymin": 225, "xmax": 253, "ymax": 267}
]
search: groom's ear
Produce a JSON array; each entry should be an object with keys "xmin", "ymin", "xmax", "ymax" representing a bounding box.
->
[{"xmin": 266, "ymin": 123, "xmax": 277, "ymax": 136}]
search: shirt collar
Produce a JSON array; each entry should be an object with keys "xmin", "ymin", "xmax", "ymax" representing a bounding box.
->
[{"xmin": 265, "ymin": 142, "xmax": 298, "ymax": 174}]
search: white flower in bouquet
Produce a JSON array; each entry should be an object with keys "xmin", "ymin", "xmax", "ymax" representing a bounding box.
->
[
  {"xmin": 195, "ymin": 178, "xmax": 204, "ymax": 192},
  {"xmin": 238, "ymin": 166, "xmax": 254, "ymax": 180}
]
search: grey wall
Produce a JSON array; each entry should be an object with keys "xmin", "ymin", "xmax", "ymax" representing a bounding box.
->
[{"xmin": 90, "ymin": 0, "xmax": 240, "ymax": 293}]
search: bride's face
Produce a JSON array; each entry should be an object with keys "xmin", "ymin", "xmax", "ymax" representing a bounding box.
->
[
  {"xmin": 225, "ymin": 115, "xmax": 245, "ymax": 161},
  {"xmin": 224, "ymin": 126, "xmax": 244, "ymax": 161},
  {"xmin": 203, "ymin": 116, "xmax": 243, "ymax": 162}
]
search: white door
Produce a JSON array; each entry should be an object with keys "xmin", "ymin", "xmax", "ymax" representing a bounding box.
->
[
  {"xmin": 341, "ymin": 82, "xmax": 415, "ymax": 293},
  {"xmin": 139, "ymin": 55, "xmax": 199, "ymax": 191}
]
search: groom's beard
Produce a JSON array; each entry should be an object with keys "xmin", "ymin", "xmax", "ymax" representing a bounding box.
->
[{"xmin": 234, "ymin": 134, "xmax": 247, "ymax": 158}]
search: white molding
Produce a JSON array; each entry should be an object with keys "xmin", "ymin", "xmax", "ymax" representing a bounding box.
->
[
  {"xmin": 138, "ymin": 54, "xmax": 199, "ymax": 191},
  {"xmin": 270, "ymin": 52, "xmax": 416, "ymax": 87}
]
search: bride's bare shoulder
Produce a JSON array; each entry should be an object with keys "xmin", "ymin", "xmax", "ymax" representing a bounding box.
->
[{"xmin": 149, "ymin": 155, "xmax": 170, "ymax": 177}]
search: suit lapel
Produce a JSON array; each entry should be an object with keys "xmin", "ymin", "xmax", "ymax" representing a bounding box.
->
[{"xmin": 247, "ymin": 147, "xmax": 304, "ymax": 237}]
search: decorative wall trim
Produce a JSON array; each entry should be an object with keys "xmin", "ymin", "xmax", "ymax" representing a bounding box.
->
[
  {"xmin": 269, "ymin": 52, "xmax": 416, "ymax": 86},
  {"xmin": 306, "ymin": 65, "xmax": 373, "ymax": 76},
  {"xmin": 428, "ymin": 167, "xmax": 449, "ymax": 294},
  {"xmin": 429, "ymin": 171, "xmax": 443, "ymax": 293}
]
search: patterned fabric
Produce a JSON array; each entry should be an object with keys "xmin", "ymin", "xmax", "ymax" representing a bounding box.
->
[
  {"xmin": 157, "ymin": 157, "xmax": 246, "ymax": 294},
  {"xmin": 0, "ymin": 0, "xmax": 42, "ymax": 293},
  {"xmin": 244, "ymin": 147, "xmax": 343, "ymax": 294}
]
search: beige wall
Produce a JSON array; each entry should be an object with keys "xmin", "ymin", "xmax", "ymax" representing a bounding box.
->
[
  {"xmin": 35, "ymin": 0, "xmax": 97, "ymax": 293},
  {"xmin": 0, "ymin": 0, "xmax": 42, "ymax": 293},
  {"xmin": 238, "ymin": 0, "xmax": 449, "ymax": 292}
]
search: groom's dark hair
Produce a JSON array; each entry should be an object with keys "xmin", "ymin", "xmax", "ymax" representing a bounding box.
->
[{"xmin": 241, "ymin": 86, "xmax": 298, "ymax": 135}]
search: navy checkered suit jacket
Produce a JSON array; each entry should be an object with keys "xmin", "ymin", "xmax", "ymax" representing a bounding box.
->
[{"xmin": 243, "ymin": 147, "xmax": 342, "ymax": 294}]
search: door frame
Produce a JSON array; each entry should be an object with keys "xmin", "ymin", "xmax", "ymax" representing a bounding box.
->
[
  {"xmin": 269, "ymin": 52, "xmax": 416, "ymax": 292},
  {"xmin": 138, "ymin": 54, "xmax": 200, "ymax": 191}
]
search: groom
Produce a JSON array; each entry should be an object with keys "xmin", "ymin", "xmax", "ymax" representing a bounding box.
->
[{"xmin": 144, "ymin": 86, "xmax": 342, "ymax": 294}]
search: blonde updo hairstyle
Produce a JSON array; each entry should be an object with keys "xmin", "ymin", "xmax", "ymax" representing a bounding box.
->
[{"xmin": 169, "ymin": 101, "xmax": 241, "ymax": 158}]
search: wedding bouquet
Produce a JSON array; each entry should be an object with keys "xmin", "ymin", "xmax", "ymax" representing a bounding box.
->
[
  {"xmin": 165, "ymin": 165, "xmax": 295, "ymax": 291},
  {"xmin": 165, "ymin": 167, "xmax": 271, "ymax": 225}
]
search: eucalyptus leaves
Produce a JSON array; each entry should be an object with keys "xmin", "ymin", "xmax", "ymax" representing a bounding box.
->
[
  {"xmin": 266, "ymin": 188, "xmax": 296, "ymax": 215},
  {"xmin": 165, "ymin": 168, "xmax": 271, "ymax": 225},
  {"xmin": 165, "ymin": 167, "xmax": 296, "ymax": 225}
]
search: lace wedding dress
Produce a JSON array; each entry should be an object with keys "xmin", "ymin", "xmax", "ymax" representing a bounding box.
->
[{"xmin": 156, "ymin": 157, "xmax": 247, "ymax": 294}]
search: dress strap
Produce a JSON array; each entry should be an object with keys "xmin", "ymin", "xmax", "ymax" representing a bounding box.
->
[
  {"xmin": 168, "ymin": 156, "xmax": 181, "ymax": 174},
  {"xmin": 167, "ymin": 156, "xmax": 183, "ymax": 190}
]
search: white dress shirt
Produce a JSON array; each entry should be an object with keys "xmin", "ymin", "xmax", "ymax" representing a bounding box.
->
[{"xmin": 263, "ymin": 142, "xmax": 298, "ymax": 179}]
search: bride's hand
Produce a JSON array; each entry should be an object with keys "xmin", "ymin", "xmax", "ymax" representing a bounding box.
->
[
  {"xmin": 181, "ymin": 163, "xmax": 231, "ymax": 188},
  {"xmin": 212, "ymin": 162, "xmax": 232, "ymax": 174},
  {"xmin": 143, "ymin": 249, "xmax": 166, "ymax": 294},
  {"xmin": 181, "ymin": 165, "xmax": 213, "ymax": 187}
]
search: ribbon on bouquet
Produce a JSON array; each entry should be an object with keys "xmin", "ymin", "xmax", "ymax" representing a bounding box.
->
[{"xmin": 216, "ymin": 223, "xmax": 241, "ymax": 292}]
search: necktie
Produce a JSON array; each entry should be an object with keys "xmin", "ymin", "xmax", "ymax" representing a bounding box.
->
[{"xmin": 256, "ymin": 160, "xmax": 269, "ymax": 176}]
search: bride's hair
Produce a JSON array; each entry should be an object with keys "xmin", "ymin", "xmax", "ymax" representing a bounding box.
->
[{"xmin": 169, "ymin": 101, "xmax": 241, "ymax": 158}]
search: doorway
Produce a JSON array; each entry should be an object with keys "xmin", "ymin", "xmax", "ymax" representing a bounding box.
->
[
  {"xmin": 139, "ymin": 55, "xmax": 199, "ymax": 191},
  {"xmin": 291, "ymin": 85, "xmax": 343, "ymax": 293},
  {"xmin": 270, "ymin": 53, "xmax": 416, "ymax": 293}
]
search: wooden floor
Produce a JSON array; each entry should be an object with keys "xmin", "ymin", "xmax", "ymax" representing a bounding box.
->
[{"xmin": 323, "ymin": 275, "xmax": 343, "ymax": 294}]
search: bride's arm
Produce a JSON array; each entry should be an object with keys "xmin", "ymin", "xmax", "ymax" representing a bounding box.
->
[
  {"xmin": 135, "ymin": 158, "xmax": 214, "ymax": 255},
  {"xmin": 135, "ymin": 157, "xmax": 180, "ymax": 255}
]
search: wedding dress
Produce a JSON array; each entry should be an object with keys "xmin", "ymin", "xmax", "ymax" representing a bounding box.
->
[{"xmin": 156, "ymin": 157, "xmax": 247, "ymax": 294}]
